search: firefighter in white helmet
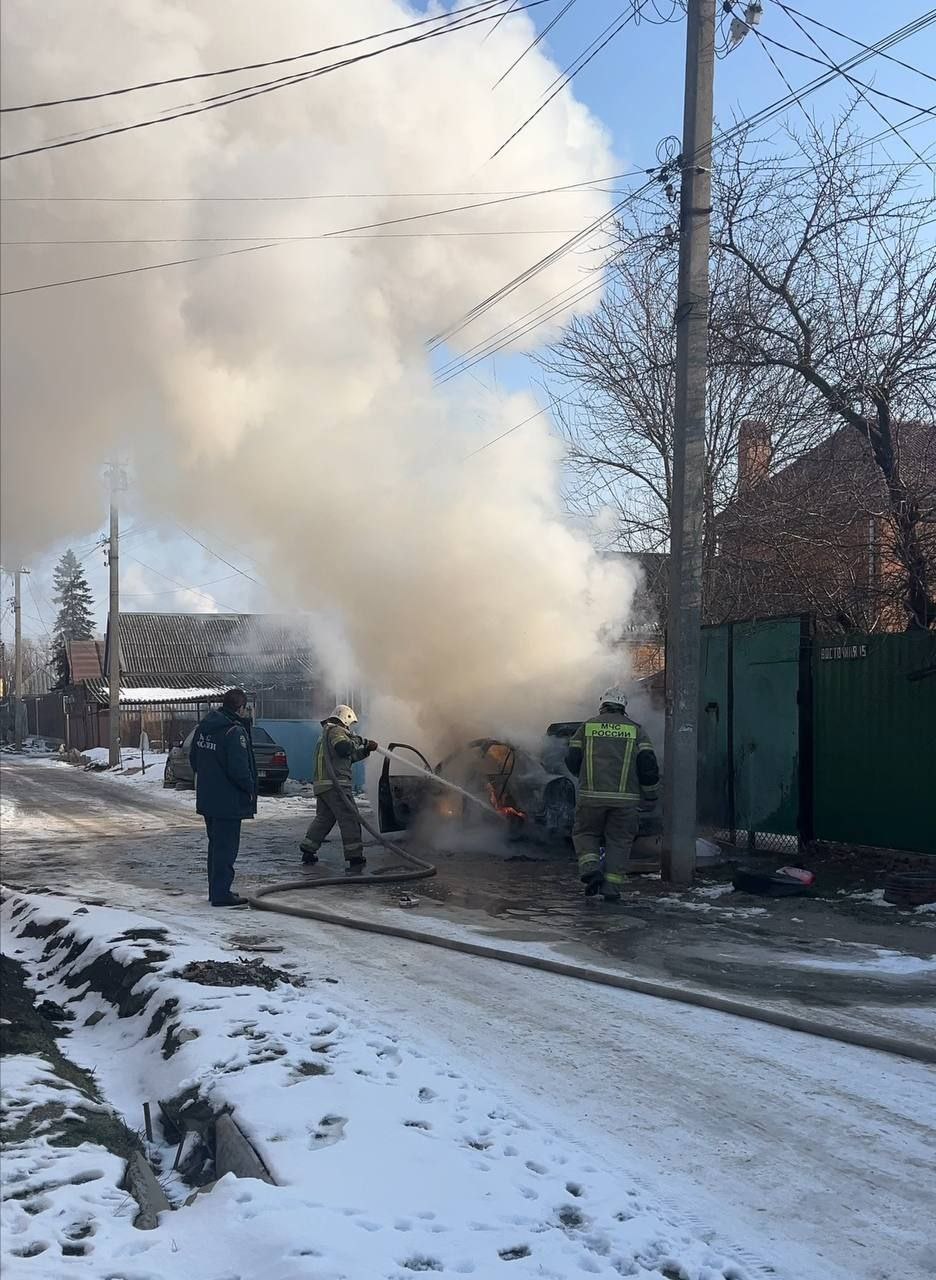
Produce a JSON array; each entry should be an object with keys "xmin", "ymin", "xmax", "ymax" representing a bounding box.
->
[
  {"xmin": 299, "ymin": 705, "xmax": 378, "ymax": 870},
  {"xmin": 564, "ymin": 686, "xmax": 660, "ymax": 902}
]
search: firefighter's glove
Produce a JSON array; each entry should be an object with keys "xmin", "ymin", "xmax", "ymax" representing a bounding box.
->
[{"xmin": 366, "ymin": 739, "xmax": 379, "ymax": 753}]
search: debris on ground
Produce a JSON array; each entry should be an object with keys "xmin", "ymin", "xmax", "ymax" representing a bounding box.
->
[
  {"xmin": 884, "ymin": 871, "xmax": 936, "ymax": 908},
  {"xmin": 732, "ymin": 865, "xmax": 817, "ymax": 897},
  {"xmin": 225, "ymin": 934, "xmax": 285, "ymax": 954},
  {"xmin": 175, "ymin": 957, "xmax": 303, "ymax": 990}
]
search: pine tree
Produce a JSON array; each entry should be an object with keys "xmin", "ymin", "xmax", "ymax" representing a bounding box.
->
[{"xmin": 51, "ymin": 549, "xmax": 95, "ymax": 686}]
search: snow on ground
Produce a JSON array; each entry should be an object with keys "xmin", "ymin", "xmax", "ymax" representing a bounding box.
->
[
  {"xmin": 793, "ymin": 947, "xmax": 936, "ymax": 975},
  {"xmin": 836, "ymin": 888, "xmax": 898, "ymax": 909},
  {"xmin": 23, "ymin": 751, "xmax": 321, "ymax": 818},
  {"xmin": 2, "ymin": 890, "xmax": 757, "ymax": 1280}
]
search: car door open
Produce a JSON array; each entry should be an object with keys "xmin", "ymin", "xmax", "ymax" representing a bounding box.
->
[{"xmin": 377, "ymin": 742, "xmax": 440, "ymax": 833}]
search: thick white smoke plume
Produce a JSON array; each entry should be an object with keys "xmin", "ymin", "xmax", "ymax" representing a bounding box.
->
[{"xmin": 1, "ymin": 1, "xmax": 636, "ymax": 749}]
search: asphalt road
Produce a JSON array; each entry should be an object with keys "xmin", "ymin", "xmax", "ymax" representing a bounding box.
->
[
  {"xmin": 2, "ymin": 757, "xmax": 935, "ymax": 1034},
  {"xmin": 2, "ymin": 756, "xmax": 936, "ymax": 1280}
]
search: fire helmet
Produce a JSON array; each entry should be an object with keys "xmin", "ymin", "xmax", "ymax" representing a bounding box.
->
[
  {"xmin": 599, "ymin": 685, "xmax": 629, "ymax": 711},
  {"xmin": 330, "ymin": 704, "xmax": 359, "ymax": 729}
]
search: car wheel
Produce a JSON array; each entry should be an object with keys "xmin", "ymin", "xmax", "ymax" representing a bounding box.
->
[{"xmin": 163, "ymin": 762, "xmax": 175, "ymax": 788}]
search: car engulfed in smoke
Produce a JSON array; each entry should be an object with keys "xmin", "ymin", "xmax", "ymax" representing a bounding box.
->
[
  {"xmin": 377, "ymin": 724, "xmax": 662, "ymax": 855},
  {"xmin": 378, "ymin": 737, "xmax": 577, "ymax": 846}
]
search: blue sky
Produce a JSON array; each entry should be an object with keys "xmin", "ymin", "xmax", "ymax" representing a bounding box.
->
[
  {"xmin": 5, "ymin": 0, "xmax": 934, "ymax": 648},
  {"xmin": 450, "ymin": 0, "xmax": 936, "ymax": 394}
]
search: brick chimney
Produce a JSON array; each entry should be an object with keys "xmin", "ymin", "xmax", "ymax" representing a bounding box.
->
[{"xmin": 737, "ymin": 419, "xmax": 772, "ymax": 495}]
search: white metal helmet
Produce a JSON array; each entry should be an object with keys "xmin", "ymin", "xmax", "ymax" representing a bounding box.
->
[
  {"xmin": 330, "ymin": 704, "xmax": 358, "ymax": 729},
  {"xmin": 599, "ymin": 685, "xmax": 629, "ymax": 711}
]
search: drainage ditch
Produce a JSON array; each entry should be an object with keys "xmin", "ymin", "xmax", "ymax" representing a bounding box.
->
[{"xmin": 2, "ymin": 900, "xmax": 280, "ymax": 1235}]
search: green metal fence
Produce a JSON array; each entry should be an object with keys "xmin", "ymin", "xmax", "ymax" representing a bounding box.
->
[
  {"xmin": 812, "ymin": 632, "xmax": 936, "ymax": 856},
  {"xmin": 697, "ymin": 620, "xmax": 936, "ymax": 855},
  {"xmin": 698, "ymin": 616, "xmax": 809, "ymax": 851}
]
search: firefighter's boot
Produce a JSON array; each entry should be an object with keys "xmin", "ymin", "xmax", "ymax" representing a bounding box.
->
[
  {"xmin": 581, "ymin": 868, "xmax": 604, "ymax": 897},
  {"xmin": 299, "ymin": 839, "xmax": 319, "ymax": 865}
]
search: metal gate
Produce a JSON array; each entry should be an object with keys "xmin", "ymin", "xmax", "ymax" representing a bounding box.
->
[
  {"xmin": 698, "ymin": 616, "xmax": 811, "ymax": 851},
  {"xmin": 812, "ymin": 632, "xmax": 936, "ymax": 855}
]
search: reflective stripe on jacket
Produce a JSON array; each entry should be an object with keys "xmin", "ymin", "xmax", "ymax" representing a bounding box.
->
[
  {"xmin": 312, "ymin": 720, "xmax": 369, "ymax": 795},
  {"xmin": 566, "ymin": 711, "xmax": 659, "ymax": 808}
]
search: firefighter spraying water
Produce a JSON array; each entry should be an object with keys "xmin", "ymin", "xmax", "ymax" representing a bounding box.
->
[
  {"xmin": 299, "ymin": 707, "xmax": 498, "ymax": 872},
  {"xmin": 299, "ymin": 705, "xmax": 378, "ymax": 870}
]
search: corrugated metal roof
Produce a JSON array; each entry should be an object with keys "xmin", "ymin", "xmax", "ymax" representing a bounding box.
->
[
  {"xmin": 107, "ymin": 612, "xmax": 320, "ymax": 686},
  {"xmin": 67, "ymin": 638, "xmax": 104, "ymax": 683}
]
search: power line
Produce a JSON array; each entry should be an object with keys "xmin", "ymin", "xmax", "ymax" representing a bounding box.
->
[
  {"xmin": 778, "ymin": 8, "xmax": 936, "ymax": 172},
  {"xmin": 174, "ymin": 526, "xmax": 261, "ymax": 585},
  {"xmin": 25, "ymin": 576, "xmax": 52, "ymax": 639},
  {"xmin": 0, "ymin": 231, "xmax": 586, "ymax": 246},
  {"xmin": 774, "ymin": 3, "xmax": 936, "ymax": 87},
  {"xmin": 751, "ymin": 24, "xmax": 936, "ymax": 119},
  {"xmin": 0, "ymin": 184, "xmax": 634, "ymax": 203},
  {"xmin": 482, "ymin": 0, "xmax": 525, "ymax": 42},
  {"xmin": 493, "ymin": 0, "xmax": 580, "ymax": 88},
  {"xmin": 491, "ymin": 1, "xmax": 660, "ymax": 161},
  {"xmin": 1, "ymin": 169, "xmax": 646, "ymax": 295},
  {"xmin": 127, "ymin": 555, "xmax": 243, "ymax": 612},
  {"xmin": 434, "ymin": 269, "xmax": 603, "ymax": 381},
  {"xmin": 122, "ymin": 573, "xmax": 241, "ymax": 598},
  {"xmin": 0, "ymin": 0, "xmax": 508, "ymax": 112},
  {"xmin": 436, "ymin": 275, "xmax": 603, "ymax": 383},
  {"xmin": 430, "ymin": 12, "xmax": 936, "ymax": 357},
  {"xmin": 1, "ymin": 1, "xmax": 552, "ymax": 162},
  {"xmin": 760, "ymin": 6, "xmax": 936, "ymax": 171},
  {"xmin": 1, "ymin": 242, "xmax": 275, "ymax": 297},
  {"xmin": 2, "ymin": 160, "xmax": 928, "ymax": 207}
]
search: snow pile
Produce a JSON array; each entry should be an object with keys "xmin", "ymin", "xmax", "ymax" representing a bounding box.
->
[{"xmin": 2, "ymin": 890, "xmax": 756, "ymax": 1280}]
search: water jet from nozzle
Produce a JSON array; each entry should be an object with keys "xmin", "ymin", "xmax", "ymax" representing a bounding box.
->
[{"xmin": 372, "ymin": 745, "xmax": 493, "ymax": 814}]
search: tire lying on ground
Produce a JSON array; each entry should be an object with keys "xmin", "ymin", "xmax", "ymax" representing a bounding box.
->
[{"xmin": 883, "ymin": 871, "xmax": 936, "ymax": 908}]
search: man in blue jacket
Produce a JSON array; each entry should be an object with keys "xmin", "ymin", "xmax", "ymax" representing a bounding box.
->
[{"xmin": 190, "ymin": 688, "xmax": 257, "ymax": 907}]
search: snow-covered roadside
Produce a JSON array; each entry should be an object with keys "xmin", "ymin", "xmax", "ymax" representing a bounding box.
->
[
  {"xmin": 24, "ymin": 751, "xmax": 320, "ymax": 818},
  {"xmin": 2, "ymin": 890, "xmax": 758, "ymax": 1280}
]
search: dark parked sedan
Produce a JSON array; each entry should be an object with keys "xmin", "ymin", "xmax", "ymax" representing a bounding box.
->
[{"xmin": 164, "ymin": 725, "xmax": 289, "ymax": 794}]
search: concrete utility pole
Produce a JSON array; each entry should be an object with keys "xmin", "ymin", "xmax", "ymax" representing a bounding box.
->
[
  {"xmin": 1, "ymin": 567, "xmax": 31, "ymax": 751},
  {"xmin": 662, "ymin": 0, "xmax": 717, "ymax": 887},
  {"xmin": 14, "ymin": 569, "xmax": 27, "ymax": 750},
  {"xmin": 108, "ymin": 462, "xmax": 121, "ymax": 766}
]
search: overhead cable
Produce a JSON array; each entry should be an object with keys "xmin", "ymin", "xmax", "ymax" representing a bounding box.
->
[
  {"xmin": 774, "ymin": 4, "xmax": 936, "ymax": 86},
  {"xmin": 493, "ymin": 0, "xmax": 580, "ymax": 88},
  {"xmin": 0, "ymin": 0, "xmax": 552, "ymax": 161},
  {"xmin": 431, "ymin": 12, "xmax": 936, "ymax": 356},
  {"xmin": 491, "ymin": 1, "xmax": 657, "ymax": 161},
  {"xmin": 0, "ymin": 0, "xmax": 508, "ymax": 111}
]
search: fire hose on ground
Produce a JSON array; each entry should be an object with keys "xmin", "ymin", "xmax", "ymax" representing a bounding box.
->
[{"xmin": 247, "ymin": 741, "xmax": 936, "ymax": 1067}]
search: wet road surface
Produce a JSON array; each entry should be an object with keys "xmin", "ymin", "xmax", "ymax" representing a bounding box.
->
[{"xmin": 2, "ymin": 757, "xmax": 935, "ymax": 1035}]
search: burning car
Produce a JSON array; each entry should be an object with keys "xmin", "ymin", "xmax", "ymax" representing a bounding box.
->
[
  {"xmin": 377, "ymin": 737, "xmax": 577, "ymax": 844},
  {"xmin": 378, "ymin": 722, "xmax": 663, "ymax": 859}
]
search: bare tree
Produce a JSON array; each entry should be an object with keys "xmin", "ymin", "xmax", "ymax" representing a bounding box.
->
[
  {"xmin": 714, "ymin": 113, "xmax": 936, "ymax": 629},
  {"xmin": 540, "ymin": 197, "xmax": 824, "ymax": 622},
  {"xmin": 544, "ymin": 110, "xmax": 935, "ymax": 631}
]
